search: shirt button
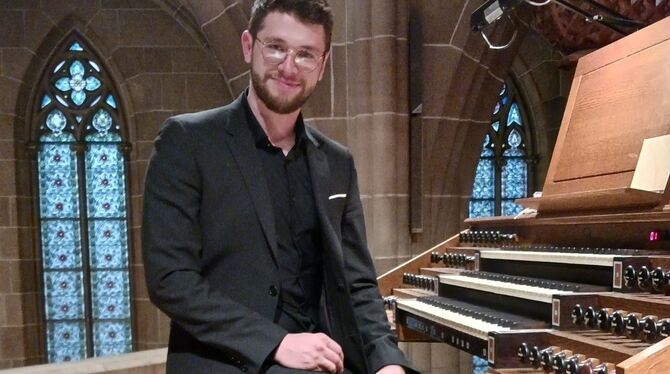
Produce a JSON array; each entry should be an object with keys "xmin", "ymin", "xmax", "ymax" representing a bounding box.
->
[{"xmin": 269, "ymin": 285, "xmax": 278, "ymax": 296}]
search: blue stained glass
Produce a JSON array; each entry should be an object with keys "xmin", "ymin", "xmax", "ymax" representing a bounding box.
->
[
  {"xmin": 69, "ymin": 42, "xmax": 84, "ymax": 51},
  {"xmin": 493, "ymin": 101, "xmax": 500, "ymax": 115},
  {"xmin": 44, "ymin": 271, "xmax": 86, "ymax": 319},
  {"xmin": 89, "ymin": 60, "xmax": 101, "ymax": 72},
  {"xmin": 47, "ymin": 322, "xmax": 87, "ymax": 362},
  {"xmin": 38, "ymin": 141, "xmax": 81, "ymax": 219},
  {"xmin": 92, "ymin": 110, "xmax": 112, "ymax": 134},
  {"xmin": 469, "ymin": 200, "xmax": 494, "ymax": 218},
  {"xmin": 56, "ymin": 95, "xmax": 69, "ymax": 107},
  {"xmin": 502, "ymin": 158, "xmax": 527, "ymax": 199},
  {"xmin": 41, "ymin": 220, "xmax": 82, "ymax": 269},
  {"xmin": 508, "ymin": 102, "xmax": 521, "ymax": 126},
  {"xmin": 502, "ymin": 199, "xmax": 524, "ymax": 216},
  {"xmin": 55, "ymin": 78, "xmax": 71, "ymax": 91},
  {"xmin": 85, "ymin": 76, "xmax": 101, "ymax": 91},
  {"xmin": 70, "ymin": 60, "xmax": 85, "ymax": 76},
  {"xmin": 473, "ymin": 356, "xmax": 489, "ymax": 374},
  {"xmin": 46, "ymin": 110, "xmax": 67, "ymax": 133},
  {"xmin": 507, "ymin": 128, "xmax": 522, "ymax": 147},
  {"xmin": 72, "ymin": 90, "xmax": 86, "ymax": 106},
  {"xmin": 39, "ymin": 38, "xmax": 132, "ymax": 361},
  {"xmin": 106, "ymin": 95, "xmax": 117, "ymax": 108},
  {"xmin": 91, "ymin": 271, "xmax": 130, "ymax": 318},
  {"xmin": 491, "ymin": 121, "xmax": 499, "ymax": 132},
  {"xmin": 471, "ymin": 159, "xmax": 494, "ymax": 199},
  {"xmin": 53, "ymin": 60, "xmax": 66, "ymax": 73},
  {"xmin": 501, "ymin": 96, "xmax": 508, "ymax": 105},
  {"xmin": 93, "ymin": 321, "xmax": 132, "ymax": 357},
  {"xmin": 499, "ymin": 83, "xmax": 506, "ymax": 96},
  {"xmin": 41, "ymin": 95, "xmax": 52, "ymax": 108},
  {"xmin": 89, "ymin": 220, "xmax": 129, "ymax": 269}
]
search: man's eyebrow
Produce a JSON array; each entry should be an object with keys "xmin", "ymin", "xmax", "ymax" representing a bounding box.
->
[{"xmin": 261, "ymin": 36, "xmax": 321, "ymax": 52}]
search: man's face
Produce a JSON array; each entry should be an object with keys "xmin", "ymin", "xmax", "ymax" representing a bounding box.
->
[{"xmin": 242, "ymin": 12, "xmax": 328, "ymax": 114}]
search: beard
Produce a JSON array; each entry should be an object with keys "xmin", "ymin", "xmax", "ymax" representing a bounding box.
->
[{"xmin": 251, "ymin": 68, "xmax": 316, "ymax": 114}]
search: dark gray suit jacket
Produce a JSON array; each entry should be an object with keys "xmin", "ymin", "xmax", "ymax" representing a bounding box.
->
[{"xmin": 142, "ymin": 94, "xmax": 417, "ymax": 373}]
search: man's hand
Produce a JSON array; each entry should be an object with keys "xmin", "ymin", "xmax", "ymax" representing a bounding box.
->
[
  {"xmin": 274, "ymin": 333, "xmax": 344, "ymax": 373},
  {"xmin": 376, "ymin": 365, "xmax": 406, "ymax": 374}
]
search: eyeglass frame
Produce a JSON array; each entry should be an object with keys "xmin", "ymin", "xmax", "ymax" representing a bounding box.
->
[{"xmin": 254, "ymin": 38, "xmax": 327, "ymax": 73}]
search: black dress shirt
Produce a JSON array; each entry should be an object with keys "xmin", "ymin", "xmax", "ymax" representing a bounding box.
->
[{"xmin": 243, "ymin": 94, "xmax": 323, "ymax": 333}]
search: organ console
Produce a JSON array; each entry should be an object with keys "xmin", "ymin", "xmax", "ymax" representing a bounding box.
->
[{"xmin": 377, "ymin": 16, "xmax": 670, "ymax": 374}]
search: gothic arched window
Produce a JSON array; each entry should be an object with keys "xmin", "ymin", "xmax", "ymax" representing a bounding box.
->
[
  {"xmin": 469, "ymin": 81, "xmax": 533, "ymax": 218},
  {"xmin": 32, "ymin": 36, "xmax": 132, "ymax": 362}
]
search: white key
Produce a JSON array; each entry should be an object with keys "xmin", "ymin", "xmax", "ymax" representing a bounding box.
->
[
  {"xmin": 479, "ymin": 250, "xmax": 622, "ymax": 267},
  {"xmin": 439, "ymin": 274, "xmax": 574, "ymax": 303},
  {"xmin": 396, "ymin": 298, "xmax": 510, "ymax": 340}
]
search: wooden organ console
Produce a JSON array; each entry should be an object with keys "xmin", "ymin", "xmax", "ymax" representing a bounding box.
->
[{"xmin": 378, "ymin": 16, "xmax": 670, "ymax": 374}]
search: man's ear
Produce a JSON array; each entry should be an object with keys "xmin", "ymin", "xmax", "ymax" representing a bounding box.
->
[
  {"xmin": 241, "ymin": 30, "xmax": 253, "ymax": 63},
  {"xmin": 317, "ymin": 50, "xmax": 330, "ymax": 81}
]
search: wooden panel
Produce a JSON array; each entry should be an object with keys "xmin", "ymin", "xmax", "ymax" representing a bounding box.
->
[
  {"xmin": 617, "ymin": 336, "xmax": 670, "ymax": 374},
  {"xmin": 540, "ymin": 15, "xmax": 670, "ymax": 207},
  {"xmin": 554, "ymin": 40, "xmax": 670, "ymax": 183},
  {"xmin": 376, "ymin": 233, "xmax": 459, "ymax": 296}
]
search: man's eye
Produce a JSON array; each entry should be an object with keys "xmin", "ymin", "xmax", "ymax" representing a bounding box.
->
[
  {"xmin": 267, "ymin": 44, "xmax": 286, "ymax": 52},
  {"xmin": 297, "ymin": 51, "xmax": 317, "ymax": 60}
]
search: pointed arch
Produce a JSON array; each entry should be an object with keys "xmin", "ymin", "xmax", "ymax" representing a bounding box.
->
[
  {"xmin": 469, "ymin": 78, "xmax": 535, "ymax": 218},
  {"xmin": 31, "ymin": 32, "xmax": 133, "ymax": 362}
]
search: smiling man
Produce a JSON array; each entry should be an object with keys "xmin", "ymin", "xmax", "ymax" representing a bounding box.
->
[{"xmin": 142, "ymin": 1, "xmax": 417, "ymax": 373}]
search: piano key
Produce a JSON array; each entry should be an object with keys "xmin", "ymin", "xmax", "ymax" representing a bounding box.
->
[
  {"xmin": 439, "ymin": 273, "xmax": 575, "ymax": 303},
  {"xmin": 395, "ymin": 298, "xmax": 511, "ymax": 340},
  {"xmin": 479, "ymin": 249, "xmax": 628, "ymax": 267}
]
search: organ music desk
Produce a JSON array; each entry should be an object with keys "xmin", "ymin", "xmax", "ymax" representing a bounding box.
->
[{"xmin": 378, "ymin": 15, "xmax": 670, "ymax": 374}]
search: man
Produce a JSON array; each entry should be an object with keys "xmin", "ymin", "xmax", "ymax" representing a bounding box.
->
[{"xmin": 142, "ymin": 1, "xmax": 417, "ymax": 373}]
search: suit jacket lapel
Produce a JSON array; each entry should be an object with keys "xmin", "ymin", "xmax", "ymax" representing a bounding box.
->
[
  {"xmin": 305, "ymin": 131, "xmax": 344, "ymax": 267},
  {"xmin": 222, "ymin": 96, "xmax": 279, "ymax": 265}
]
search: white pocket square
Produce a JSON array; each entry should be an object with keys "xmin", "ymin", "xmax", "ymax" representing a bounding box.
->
[{"xmin": 328, "ymin": 194, "xmax": 347, "ymax": 200}]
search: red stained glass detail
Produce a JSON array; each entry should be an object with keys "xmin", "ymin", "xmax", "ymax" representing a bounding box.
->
[
  {"xmin": 55, "ymin": 202, "xmax": 64, "ymax": 211},
  {"xmin": 53, "ymin": 154, "xmax": 62, "ymax": 162},
  {"xmin": 61, "ymin": 305, "xmax": 69, "ymax": 312},
  {"xmin": 106, "ymin": 281, "xmax": 114, "ymax": 288},
  {"xmin": 109, "ymin": 331, "xmax": 116, "ymax": 338},
  {"xmin": 100, "ymin": 154, "xmax": 108, "ymax": 161},
  {"xmin": 57, "ymin": 231, "xmax": 65, "ymax": 238},
  {"xmin": 102, "ymin": 202, "xmax": 110, "ymax": 210},
  {"xmin": 101, "ymin": 178, "xmax": 109, "ymax": 186},
  {"xmin": 63, "ymin": 332, "xmax": 71, "ymax": 340},
  {"xmin": 105, "ymin": 254, "xmax": 112, "ymax": 261},
  {"xmin": 104, "ymin": 230, "xmax": 112, "ymax": 238},
  {"xmin": 54, "ymin": 179, "xmax": 63, "ymax": 186},
  {"xmin": 107, "ymin": 305, "xmax": 115, "ymax": 312},
  {"xmin": 60, "ymin": 281, "xmax": 68, "ymax": 289},
  {"xmin": 59, "ymin": 254, "xmax": 67, "ymax": 262}
]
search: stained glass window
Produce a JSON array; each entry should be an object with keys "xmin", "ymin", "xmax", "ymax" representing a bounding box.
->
[
  {"xmin": 469, "ymin": 81, "xmax": 533, "ymax": 218},
  {"xmin": 34, "ymin": 37, "xmax": 132, "ymax": 362}
]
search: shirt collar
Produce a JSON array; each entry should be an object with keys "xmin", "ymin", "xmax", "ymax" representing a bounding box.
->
[{"xmin": 242, "ymin": 89, "xmax": 307, "ymax": 149}]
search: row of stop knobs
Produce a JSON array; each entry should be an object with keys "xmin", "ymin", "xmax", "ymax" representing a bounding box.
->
[
  {"xmin": 517, "ymin": 343, "xmax": 614, "ymax": 374},
  {"xmin": 623, "ymin": 265, "xmax": 670, "ymax": 292},
  {"xmin": 458, "ymin": 230, "xmax": 518, "ymax": 245},
  {"xmin": 430, "ymin": 252, "xmax": 475, "ymax": 266},
  {"xmin": 571, "ymin": 304, "xmax": 670, "ymax": 342},
  {"xmin": 402, "ymin": 273, "xmax": 436, "ymax": 291}
]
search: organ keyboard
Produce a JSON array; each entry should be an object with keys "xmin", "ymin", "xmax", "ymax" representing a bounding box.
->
[{"xmin": 377, "ymin": 16, "xmax": 670, "ymax": 374}]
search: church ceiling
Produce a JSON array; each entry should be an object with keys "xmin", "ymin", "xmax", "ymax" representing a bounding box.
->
[{"xmin": 526, "ymin": 0, "xmax": 670, "ymax": 54}]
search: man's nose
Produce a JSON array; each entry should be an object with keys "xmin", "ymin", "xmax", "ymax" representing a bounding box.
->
[{"xmin": 277, "ymin": 51, "xmax": 299, "ymax": 75}]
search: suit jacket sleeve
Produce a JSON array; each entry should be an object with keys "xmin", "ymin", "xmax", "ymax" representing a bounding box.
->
[
  {"xmin": 340, "ymin": 154, "xmax": 419, "ymax": 374},
  {"xmin": 142, "ymin": 118, "xmax": 287, "ymax": 372}
]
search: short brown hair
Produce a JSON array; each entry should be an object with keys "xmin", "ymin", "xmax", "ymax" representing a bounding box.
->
[{"xmin": 248, "ymin": 0, "xmax": 333, "ymax": 49}]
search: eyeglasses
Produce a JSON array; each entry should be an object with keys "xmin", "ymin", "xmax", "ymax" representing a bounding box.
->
[{"xmin": 255, "ymin": 38, "xmax": 325, "ymax": 72}]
